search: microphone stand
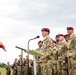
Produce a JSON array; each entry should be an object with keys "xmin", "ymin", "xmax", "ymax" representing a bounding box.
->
[
  {"xmin": 28, "ymin": 39, "xmax": 37, "ymax": 75},
  {"xmin": 27, "ymin": 39, "xmax": 30, "ymax": 75},
  {"xmin": 28, "ymin": 37, "xmax": 39, "ymax": 75}
]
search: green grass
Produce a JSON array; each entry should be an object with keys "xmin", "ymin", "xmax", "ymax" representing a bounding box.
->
[
  {"xmin": 0, "ymin": 67, "xmax": 12, "ymax": 75},
  {"xmin": 0, "ymin": 67, "xmax": 6, "ymax": 75}
]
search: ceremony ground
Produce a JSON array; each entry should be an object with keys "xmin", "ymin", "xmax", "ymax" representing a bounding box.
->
[{"xmin": 0, "ymin": 68, "xmax": 12, "ymax": 75}]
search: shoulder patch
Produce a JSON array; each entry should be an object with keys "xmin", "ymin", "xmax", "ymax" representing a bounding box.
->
[
  {"xmin": 74, "ymin": 40, "xmax": 76, "ymax": 44},
  {"xmin": 48, "ymin": 41, "xmax": 52, "ymax": 45}
]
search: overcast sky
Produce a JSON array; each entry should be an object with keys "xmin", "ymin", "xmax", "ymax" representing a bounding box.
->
[{"xmin": 0, "ymin": 0, "xmax": 76, "ymax": 64}]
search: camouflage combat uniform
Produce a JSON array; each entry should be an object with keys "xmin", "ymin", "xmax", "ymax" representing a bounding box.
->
[
  {"xmin": 67, "ymin": 33, "xmax": 76, "ymax": 75},
  {"xmin": 12, "ymin": 62, "xmax": 17, "ymax": 75},
  {"xmin": 6, "ymin": 65, "xmax": 11, "ymax": 75},
  {"xmin": 56, "ymin": 40, "xmax": 68, "ymax": 75},
  {"xmin": 71, "ymin": 54, "xmax": 76, "ymax": 75},
  {"xmin": 42, "ymin": 36, "xmax": 54, "ymax": 75},
  {"xmin": 52, "ymin": 46, "xmax": 58, "ymax": 75},
  {"xmin": 36, "ymin": 47, "xmax": 43, "ymax": 75},
  {"xmin": 22, "ymin": 59, "xmax": 28, "ymax": 75},
  {"xmin": 17, "ymin": 59, "xmax": 23, "ymax": 75}
]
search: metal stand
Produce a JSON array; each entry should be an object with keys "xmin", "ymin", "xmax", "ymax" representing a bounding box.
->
[
  {"xmin": 28, "ymin": 39, "xmax": 36, "ymax": 75},
  {"xmin": 33, "ymin": 56, "xmax": 36, "ymax": 75},
  {"xmin": 21, "ymin": 50, "xmax": 23, "ymax": 58},
  {"xmin": 27, "ymin": 40, "xmax": 30, "ymax": 75}
]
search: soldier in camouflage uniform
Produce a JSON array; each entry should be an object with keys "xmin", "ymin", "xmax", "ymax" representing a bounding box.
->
[
  {"xmin": 67, "ymin": 27, "xmax": 76, "ymax": 75},
  {"xmin": 41, "ymin": 28, "xmax": 54, "ymax": 75},
  {"xmin": 17, "ymin": 55, "xmax": 23, "ymax": 75},
  {"xmin": 56, "ymin": 34, "xmax": 68, "ymax": 75},
  {"xmin": 52, "ymin": 41, "xmax": 58, "ymax": 75},
  {"xmin": 36, "ymin": 40, "xmax": 43, "ymax": 75},
  {"xmin": 22, "ymin": 58, "xmax": 28, "ymax": 75},
  {"xmin": 29, "ymin": 59, "xmax": 34, "ymax": 75},
  {"xmin": 12, "ymin": 58, "xmax": 18, "ymax": 75},
  {"xmin": 6, "ymin": 62, "xmax": 11, "ymax": 75},
  {"xmin": 25, "ymin": 55, "xmax": 30, "ymax": 75}
]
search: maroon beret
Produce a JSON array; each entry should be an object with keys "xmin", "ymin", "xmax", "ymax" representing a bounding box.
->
[
  {"xmin": 64, "ymin": 34, "xmax": 69, "ymax": 36},
  {"xmin": 67, "ymin": 27, "xmax": 74, "ymax": 30},
  {"xmin": 56, "ymin": 34, "xmax": 60, "ymax": 37},
  {"xmin": 64, "ymin": 34, "xmax": 69, "ymax": 38},
  {"xmin": 59, "ymin": 34, "xmax": 64, "ymax": 37},
  {"xmin": 41, "ymin": 28, "xmax": 50, "ymax": 33}
]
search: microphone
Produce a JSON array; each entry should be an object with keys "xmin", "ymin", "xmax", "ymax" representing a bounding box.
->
[{"xmin": 29, "ymin": 35, "xmax": 40, "ymax": 40}]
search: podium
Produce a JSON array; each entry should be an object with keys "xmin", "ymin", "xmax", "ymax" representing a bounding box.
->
[
  {"xmin": 15, "ymin": 46, "xmax": 44, "ymax": 56},
  {"xmin": 15, "ymin": 46, "xmax": 44, "ymax": 75},
  {"xmin": 26, "ymin": 50, "xmax": 44, "ymax": 56}
]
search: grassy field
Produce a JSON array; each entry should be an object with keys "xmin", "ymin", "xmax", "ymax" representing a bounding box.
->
[
  {"xmin": 0, "ymin": 67, "xmax": 6, "ymax": 75},
  {"xmin": 0, "ymin": 68, "xmax": 12, "ymax": 75}
]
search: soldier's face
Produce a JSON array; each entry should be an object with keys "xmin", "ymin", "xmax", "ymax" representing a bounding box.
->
[
  {"xmin": 65, "ymin": 36, "xmax": 69, "ymax": 42},
  {"xmin": 38, "ymin": 42, "xmax": 43, "ymax": 47},
  {"xmin": 7, "ymin": 62, "xmax": 10, "ymax": 65},
  {"xmin": 42, "ymin": 31, "xmax": 49, "ymax": 37},
  {"xmin": 19, "ymin": 55, "xmax": 22, "ymax": 59},
  {"xmin": 26, "ymin": 56, "xmax": 29, "ymax": 59},
  {"xmin": 59, "ymin": 36, "xmax": 64, "ymax": 41},
  {"xmin": 67, "ymin": 30, "xmax": 74, "ymax": 35},
  {"xmin": 55, "ymin": 37, "xmax": 59, "ymax": 42}
]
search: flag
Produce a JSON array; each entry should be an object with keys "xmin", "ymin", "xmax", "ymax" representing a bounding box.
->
[{"xmin": 0, "ymin": 42, "xmax": 6, "ymax": 51}]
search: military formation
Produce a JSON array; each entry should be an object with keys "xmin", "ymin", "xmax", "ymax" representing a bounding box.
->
[
  {"xmin": 11, "ymin": 55, "xmax": 34, "ymax": 75},
  {"xmin": 5, "ymin": 27, "xmax": 76, "ymax": 75},
  {"xmin": 36, "ymin": 27, "xmax": 76, "ymax": 75}
]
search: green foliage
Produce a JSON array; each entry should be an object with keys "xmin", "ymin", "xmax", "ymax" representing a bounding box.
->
[{"xmin": 0, "ymin": 63, "xmax": 6, "ymax": 68}]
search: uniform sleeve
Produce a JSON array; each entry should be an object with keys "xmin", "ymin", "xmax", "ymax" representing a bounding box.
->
[
  {"xmin": 44, "ymin": 38, "xmax": 53, "ymax": 57},
  {"xmin": 70, "ymin": 35, "xmax": 76, "ymax": 49}
]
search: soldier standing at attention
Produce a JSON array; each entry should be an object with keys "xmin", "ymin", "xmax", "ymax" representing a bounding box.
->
[
  {"xmin": 17, "ymin": 55, "xmax": 23, "ymax": 75},
  {"xmin": 36, "ymin": 40, "xmax": 43, "ymax": 75},
  {"xmin": 52, "ymin": 41, "xmax": 58, "ymax": 75},
  {"xmin": 67, "ymin": 27, "xmax": 76, "ymax": 75},
  {"xmin": 56, "ymin": 34, "xmax": 67, "ymax": 75},
  {"xmin": 25, "ymin": 55, "xmax": 29, "ymax": 75},
  {"xmin": 22, "ymin": 57, "xmax": 28, "ymax": 75},
  {"xmin": 12, "ymin": 58, "xmax": 18, "ymax": 75},
  {"xmin": 41, "ymin": 28, "xmax": 54, "ymax": 75},
  {"xmin": 29, "ymin": 59, "xmax": 34, "ymax": 75},
  {"xmin": 6, "ymin": 62, "xmax": 11, "ymax": 75}
]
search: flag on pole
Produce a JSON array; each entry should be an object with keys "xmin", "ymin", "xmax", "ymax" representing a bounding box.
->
[{"xmin": 0, "ymin": 42, "xmax": 6, "ymax": 51}]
